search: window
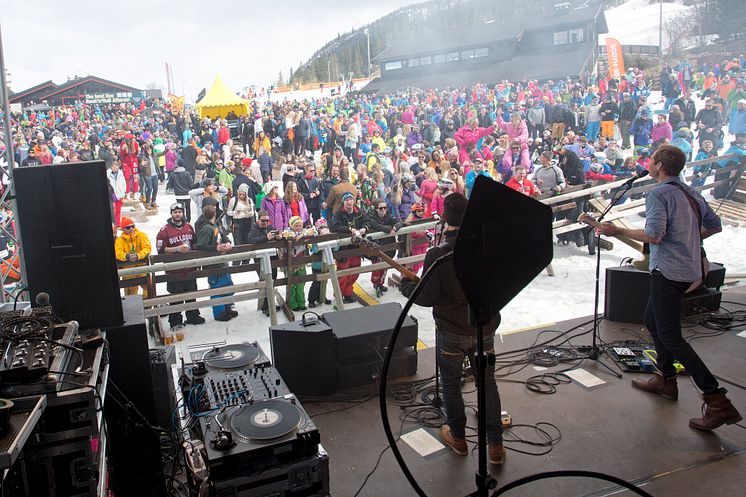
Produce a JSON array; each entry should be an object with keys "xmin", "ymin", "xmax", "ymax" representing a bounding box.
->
[
  {"xmin": 569, "ymin": 28, "xmax": 584, "ymax": 43},
  {"xmin": 475, "ymin": 47, "xmax": 489, "ymax": 58},
  {"xmin": 461, "ymin": 49, "xmax": 475, "ymax": 59},
  {"xmin": 446, "ymin": 51, "xmax": 460, "ymax": 62},
  {"xmin": 553, "ymin": 31, "xmax": 569, "ymax": 45},
  {"xmin": 433, "ymin": 54, "xmax": 446, "ymax": 64},
  {"xmin": 384, "ymin": 61, "xmax": 402, "ymax": 71},
  {"xmin": 407, "ymin": 58, "xmax": 419, "ymax": 67},
  {"xmin": 420, "ymin": 56, "xmax": 432, "ymax": 65}
]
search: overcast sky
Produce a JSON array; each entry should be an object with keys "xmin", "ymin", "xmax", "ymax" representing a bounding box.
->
[{"xmin": 2, "ymin": 0, "xmax": 422, "ymax": 99}]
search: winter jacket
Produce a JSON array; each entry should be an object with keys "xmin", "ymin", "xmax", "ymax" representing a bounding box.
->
[
  {"xmin": 650, "ymin": 122, "xmax": 673, "ymax": 143},
  {"xmin": 330, "ymin": 206, "xmax": 369, "ymax": 235},
  {"xmin": 170, "ymin": 167, "xmax": 194, "ymax": 197},
  {"xmin": 630, "ymin": 118, "xmax": 653, "ymax": 146},
  {"xmin": 454, "ymin": 125, "xmax": 495, "ymax": 152},
  {"xmin": 673, "ymin": 98, "xmax": 697, "ymax": 123},
  {"xmin": 496, "ymin": 116, "xmax": 528, "ymax": 144},
  {"xmin": 284, "ymin": 197, "xmax": 309, "ymax": 226},
  {"xmin": 297, "ymin": 175, "xmax": 322, "ymax": 210},
  {"xmin": 325, "ymin": 181, "xmax": 358, "ymax": 219},
  {"xmin": 399, "ymin": 230, "xmax": 498, "ymax": 337},
  {"xmin": 559, "ymin": 150, "xmax": 586, "ymax": 186},
  {"xmin": 260, "ymin": 196, "xmax": 290, "ymax": 229},
  {"xmin": 115, "ymin": 229, "xmax": 151, "ymax": 262},
  {"xmin": 729, "ymin": 108, "xmax": 746, "ymax": 135},
  {"xmin": 396, "ymin": 189, "xmax": 417, "ymax": 219},
  {"xmin": 526, "ymin": 107, "xmax": 545, "ymax": 126},
  {"xmin": 107, "ymin": 169, "xmax": 126, "ymax": 201}
]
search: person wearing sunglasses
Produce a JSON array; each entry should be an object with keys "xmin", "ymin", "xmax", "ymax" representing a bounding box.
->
[
  {"xmin": 114, "ymin": 217, "xmax": 152, "ymax": 298},
  {"xmin": 366, "ymin": 200, "xmax": 404, "ymax": 296}
]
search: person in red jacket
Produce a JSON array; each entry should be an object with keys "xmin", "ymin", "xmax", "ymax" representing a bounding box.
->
[
  {"xmin": 119, "ymin": 133, "xmax": 140, "ymax": 197},
  {"xmin": 505, "ymin": 165, "xmax": 539, "ymax": 196},
  {"xmin": 218, "ymin": 119, "xmax": 231, "ymax": 147}
]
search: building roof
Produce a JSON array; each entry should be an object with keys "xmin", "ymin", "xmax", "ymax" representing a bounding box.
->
[
  {"xmin": 41, "ymin": 75, "xmax": 140, "ymax": 100},
  {"xmin": 8, "ymin": 80, "xmax": 58, "ymax": 103},
  {"xmin": 363, "ymin": 47, "xmax": 593, "ymax": 94},
  {"xmin": 372, "ymin": 23, "xmax": 523, "ymax": 62},
  {"xmin": 373, "ymin": 5, "xmax": 606, "ymax": 63}
]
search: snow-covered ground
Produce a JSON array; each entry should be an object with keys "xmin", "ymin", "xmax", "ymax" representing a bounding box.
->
[{"xmin": 133, "ymin": 87, "xmax": 745, "ymax": 360}]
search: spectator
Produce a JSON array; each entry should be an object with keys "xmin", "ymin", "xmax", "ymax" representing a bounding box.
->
[{"xmin": 114, "ymin": 217, "xmax": 151, "ymax": 297}]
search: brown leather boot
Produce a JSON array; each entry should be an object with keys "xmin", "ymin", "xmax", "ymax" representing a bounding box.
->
[
  {"xmin": 689, "ymin": 391, "xmax": 742, "ymax": 431},
  {"xmin": 631, "ymin": 373, "xmax": 678, "ymax": 400},
  {"xmin": 439, "ymin": 425, "xmax": 467, "ymax": 456},
  {"xmin": 488, "ymin": 444, "xmax": 506, "ymax": 465}
]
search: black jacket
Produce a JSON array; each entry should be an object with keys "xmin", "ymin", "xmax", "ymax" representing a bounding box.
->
[
  {"xmin": 297, "ymin": 175, "xmax": 322, "ymax": 210},
  {"xmin": 366, "ymin": 211, "xmax": 403, "ymax": 233},
  {"xmin": 247, "ymin": 224, "xmax": 273, "ymax": 244},
  {"xmin": 182, "ymin": 146, "xmax": 198, "ymax": 175},
  {"xmin": 331, "ymin": 207, "xmax": 369, "ymax": 234},
  {"xmin": 170, "ymin": 167, "xmax": 194, "ymax": 196},
  {"xmin": 673, "ymin": 97, "xmax": 697, "ymax": 123},
  {"xmin": 232, "ymin": 173, "xmax": 261, "ymax": 199},
  {"xmin": 619, "ymin": 100, "xmax": 637, "ymax": 121},
  {"xmin": 559, "ymin": 151, "xmax": 585, "ymax": 186},
  {"xmin": 400, "ymin": 230, "xmax": 497, "ymax": 337}
]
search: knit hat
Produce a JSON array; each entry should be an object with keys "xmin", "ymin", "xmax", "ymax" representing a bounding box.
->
[
  {"xmin": 289, "ymin": 216, "xmax": 303, "ymax": 228},
  {"xmin": 412, "ymin": 202, "xmax": 425, "ymax": 212},
  {"xmin": 241, "ymin": 157, "xmax": 253, "ymax": 168},
  {"xmin": 120, "ymin": 217, "xmax": 135, "ymax": 228},
  {"xmin": 341, "ymin": 191, "xmax": 355, "ymax": 202},
  {"xmin": 237, "ymin": 183, "xmax": 250, "ymax": 194},
  {"xmin": 437, "ymin": 178, "xmax": 454, "ymax": 190},
  {"xmin": 314, "ymin": 218, "xmax": 328, "ymax": 228}
]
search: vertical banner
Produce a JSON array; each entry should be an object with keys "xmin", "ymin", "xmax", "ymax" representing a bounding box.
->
[{"xmin": 605, "ymin": 38, "xmax": 625, "ymax": 79}]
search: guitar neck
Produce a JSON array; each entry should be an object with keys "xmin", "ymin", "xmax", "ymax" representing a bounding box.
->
[{"xmin": 374, "ymin": 250, "xmax": 420, "ymax": 283}]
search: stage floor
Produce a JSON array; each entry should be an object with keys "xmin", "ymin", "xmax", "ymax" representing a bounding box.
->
[{"xmin": 303, "ymin": 286, "xmax": 746, "ymax": 497}]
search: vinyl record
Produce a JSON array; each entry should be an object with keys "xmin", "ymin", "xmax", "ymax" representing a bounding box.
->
[
  {"xmin": 202, "ymin": 343, "xmax": 260, "ymax": 369},
  {"xmin": 230, "ymin": 399, "xmax": 302, "ymax": 441}
]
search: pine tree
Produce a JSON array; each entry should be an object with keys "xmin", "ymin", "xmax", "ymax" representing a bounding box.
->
[{"xmin": 277, "ymin": 71, "xmax": 284, "ymax": 87}]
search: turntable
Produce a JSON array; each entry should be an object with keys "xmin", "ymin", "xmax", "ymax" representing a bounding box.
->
[
  {"xmin": 189, "ymin": 341, "xmax": 271, "ymax": 370},
  {"xmin": 199, "ymin": 394, "xmax": 320, "ymax": 480}
]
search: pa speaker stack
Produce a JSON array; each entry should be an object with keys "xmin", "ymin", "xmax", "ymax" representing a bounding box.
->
[
  {"xmin": 604, "ymin": 262, "xmax": 725, "ymax": 324},
  {"xmin": 270, "ymin": 303, "xmax": 418, "ymax": 395}
]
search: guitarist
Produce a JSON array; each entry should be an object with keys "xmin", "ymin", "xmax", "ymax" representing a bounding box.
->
[
  {"xmin": 399, "ymin": 193, "xmax": 506, "ymax": 465},
  {"xmin": 330, "ymin": 192, "xmax": 370, "ymax": 304},
  {"xmin": 598, "ymin": 145, "xmax": 741, "ymax": 431},
  {"xmin": 366, "ymin": 199, "xmax": 405, "ymax": 295}
]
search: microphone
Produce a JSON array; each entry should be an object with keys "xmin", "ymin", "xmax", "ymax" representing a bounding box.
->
[{"xmin": 622, "ymin": 170, "xmax": 649, "ymax": 186}]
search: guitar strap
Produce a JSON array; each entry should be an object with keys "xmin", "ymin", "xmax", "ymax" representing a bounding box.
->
[{"xmin": 667, "ymin": 181, "xmax": 708, "ymax": 286}]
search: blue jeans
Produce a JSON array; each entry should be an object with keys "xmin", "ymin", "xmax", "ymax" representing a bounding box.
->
[
  {"xmin": 143, "ymin": 174, "xmax": 159, "ymax": 205},
  {"xmin": 207, "ymin": 273, "xmax": 234, "ymax": 318},
  {"xmin": 644, "ymin": 270, "xmax": 719, "ymax": 393},
  {"xmin": 438, "ymin": 330, "xmax": 503, "ymax": 444}
]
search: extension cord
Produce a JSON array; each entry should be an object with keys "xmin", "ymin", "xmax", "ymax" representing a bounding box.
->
[{"xmin": 183, "ymin": 440, "xmax": 208, "ymax": 481}]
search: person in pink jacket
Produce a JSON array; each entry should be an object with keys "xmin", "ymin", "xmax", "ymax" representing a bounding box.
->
[
  {"xmin": 650, "ymin": 114, "xmax": 673, "ymax": 146},
  {"xmin": 496, "ymin": 112, "xmax": 530, "ymax": 166},
  {"xmin": 429, "ymin": 178, "xmax": 453, "ymax": 217},
  {"xmin": 454, "ymin": 118, "xmax": 495, "ymax": 163}
]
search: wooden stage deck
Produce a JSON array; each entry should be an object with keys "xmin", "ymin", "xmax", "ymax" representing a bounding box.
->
[{"xmin": 302, "ymin": 286, "xmax": 746, "ymax": 496}]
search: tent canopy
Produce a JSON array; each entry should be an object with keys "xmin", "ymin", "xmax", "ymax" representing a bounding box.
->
[{"xmin": 195, "ymin": 76, "xmax": 249, "ymax": 119}]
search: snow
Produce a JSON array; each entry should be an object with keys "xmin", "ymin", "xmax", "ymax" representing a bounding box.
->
[
  {"xmin": 134, "ymin": 88, "xmax": 746, "ymax": 360},
  {"xmin": 598, "ymin": 0, "xmax": 693, "ymax": 51}
]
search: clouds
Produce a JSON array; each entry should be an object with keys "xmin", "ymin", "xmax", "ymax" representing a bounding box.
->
[{"xmin": 3, "ymin": 0, "xmax": 421, "ymax": 100}]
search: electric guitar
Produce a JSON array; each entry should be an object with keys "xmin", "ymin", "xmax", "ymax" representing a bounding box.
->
[
  {"xmin": 578, "ymin": 212, "xmax": 707, "ymax": 293},
  {"xmin": 350, "ymin": 236, "xmax": 420, "ymax": 283}
]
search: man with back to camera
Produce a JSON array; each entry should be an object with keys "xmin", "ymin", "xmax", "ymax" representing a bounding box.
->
[
  {"xmin": 155, "ymin": 203, "xmax": 205, "ymax": 331},
  {"xmin": 399, "ymin": 193, "xmax": 505, "ymax": 464},
  {"xmin": 598, "ymin": 145, "xmax": 741, "ymax": 431}
]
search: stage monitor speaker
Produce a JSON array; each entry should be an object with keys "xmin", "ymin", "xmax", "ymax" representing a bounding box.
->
[
  {"xmin": 270, "ymin": 318, "xmax": 337, "ymax": 396},
  {"xmin": 13, "ymin": 161, "xmax": 123, "ymax": 328}
]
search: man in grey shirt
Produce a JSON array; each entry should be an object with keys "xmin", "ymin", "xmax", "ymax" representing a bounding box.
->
[
  {"xmin": 533, "ymin": 151, "xmax": 566, "ymax": 194},
  {"xmin": 600, "ymin": 145, "xmax": 741, "ymax": 431}
]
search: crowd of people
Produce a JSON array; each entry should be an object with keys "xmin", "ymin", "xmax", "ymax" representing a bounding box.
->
[{"xmin": 1, "ymin": 55, "xmax": 745, "ymax": 321}]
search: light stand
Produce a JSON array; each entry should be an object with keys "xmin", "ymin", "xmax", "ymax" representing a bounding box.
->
[{"xmin": 466, "ymin": 307, "xmax": 497, "ymax": 497}]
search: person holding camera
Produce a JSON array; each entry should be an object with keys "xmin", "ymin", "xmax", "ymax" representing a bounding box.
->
[{"xmin": 248, "ymin": 209, "xmax": 281, "ymax": 316}]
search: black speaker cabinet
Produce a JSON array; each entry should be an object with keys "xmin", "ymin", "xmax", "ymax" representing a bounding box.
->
[
  {"xmin": 605, "ymin": 263, "xmax": 725, "ymax": 324},
  {"xmin": 13, "ymin": 161, "xmax": 123, "ymax": 327},
  {"xmin": 270, "ymin": 318, "xmax": 337, "ymax": 396},
  {"xmin": 322, "ymin": 302, "xmax": 418, "ymax": 360},
  {"xmin": 103, "ymin": 295, "xmax": 165, "ymax": 497}
]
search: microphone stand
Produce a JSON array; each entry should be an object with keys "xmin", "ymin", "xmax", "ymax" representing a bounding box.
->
[{"xmin": 582, "ymin": 181, "xmax": 633, "ymax": 379}]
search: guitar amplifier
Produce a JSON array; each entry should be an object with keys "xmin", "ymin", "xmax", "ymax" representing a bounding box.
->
[{"xmin": 605, "ymin": 263, "xmax": 726, "ymax": 324}]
